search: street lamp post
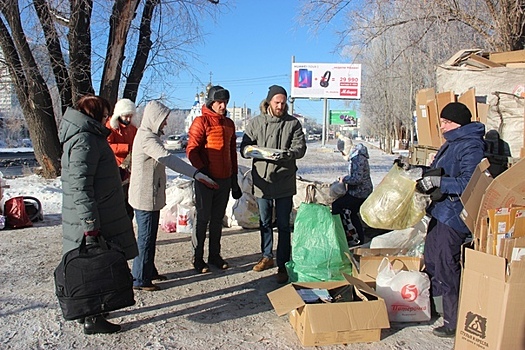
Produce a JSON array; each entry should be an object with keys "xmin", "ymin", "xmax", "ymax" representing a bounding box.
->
[{"xmin": 242, "ymin": 92, "xmax": 253, "ymax": 130}]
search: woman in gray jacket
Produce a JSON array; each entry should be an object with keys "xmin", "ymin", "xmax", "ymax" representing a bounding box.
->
[
  {"xmin": 59, "ymin": 94, "xmax": 137, "ymax": 334},
  {"xmin": 129, "ymin": 100, "xmax": 217, "ymax": 291}
]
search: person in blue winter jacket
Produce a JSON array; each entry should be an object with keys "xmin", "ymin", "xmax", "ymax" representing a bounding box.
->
[
  {"xmin": 331, "ymin": 142, "xmax": 373, "ymax": 244},
  {"xmin": 414, "ymin": 102, "xmax": 485, "ymax": 338}
]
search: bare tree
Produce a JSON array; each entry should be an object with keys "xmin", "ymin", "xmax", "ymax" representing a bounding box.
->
[
  {"xmin": 299, "ymin": 0, "xmax": 523, "ymax": 151},
  {"xmin": 0, "ymin": 0, "xmax": 221, "ymax": 178}
]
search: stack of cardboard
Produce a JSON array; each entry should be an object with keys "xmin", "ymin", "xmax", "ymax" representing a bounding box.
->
[
  {"xmin": 456, "ymin": 158, "xmax": 525, "ymax": 349},
  {"xmin": 413, "ymin": 86, "xmax": 486, "ymax": 164}
]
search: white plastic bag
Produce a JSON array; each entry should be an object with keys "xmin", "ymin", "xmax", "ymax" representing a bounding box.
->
[
  {"xmin": 375, "ymin": 257, "xmax": 431, "ymax": 322},
  {"xmin": 176, "ymin": 204, "xmax": 195, "ymax": 234},
  {"xmin": 160, "ymin": 204, "xmax": 178, "ymax": 233}
]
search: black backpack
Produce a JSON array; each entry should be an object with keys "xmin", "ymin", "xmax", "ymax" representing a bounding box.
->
[{"xmin": 54, "ymin": 235, "xmax": 135, "ymax": 320}]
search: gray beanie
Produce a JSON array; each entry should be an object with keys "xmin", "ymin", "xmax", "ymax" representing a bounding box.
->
[{"xmin": 266, "ymin": 85, "xmax": 287, "ymax": 102}]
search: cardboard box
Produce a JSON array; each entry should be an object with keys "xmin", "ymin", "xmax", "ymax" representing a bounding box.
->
[
  {"xmin": 455, "ymin": 249, "xmax": 525, "ymax": 349},
  {"xmin": 458, "ymin": 88, "xmax": 477, "ymax": 121},
  {"xmin": 489, "ymin": 49, "xmax": 525, "ymax": 64},
  {"xmin": 415, "ymin": 88, "xmax": 436, "ymax": 147},
  {"xmin": 351, "ymin": 248, "xmax": 423, "ymax": 285},
  {"xmin": 460, "ymin": 158, "xmax": 525, "ymax": 241},
  {"xmin": 267, "ymin": 274, "xmax": 390, "ymax": 346},
  {"xmin": 426, "ymin": 99, "xmax": 443, "ymax": 148}
]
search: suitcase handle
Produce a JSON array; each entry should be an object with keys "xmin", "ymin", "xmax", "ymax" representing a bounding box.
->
[{"xmin": 79, "ymin": 234, "xmax": 109, "ymax": 254}]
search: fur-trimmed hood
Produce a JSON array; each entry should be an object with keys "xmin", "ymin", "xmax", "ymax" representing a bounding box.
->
[{"xmin": 259, "ymin": 99, "xmax": 289, "ymax": 115}]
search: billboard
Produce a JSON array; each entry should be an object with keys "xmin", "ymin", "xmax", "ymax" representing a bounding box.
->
[
  {"xmin": 291, "ymin": 63, "xmax": 361, "ymax": 100},
  {"xmin": 330, "ymin": 110, "xmax": 358, "ymax": 127}
]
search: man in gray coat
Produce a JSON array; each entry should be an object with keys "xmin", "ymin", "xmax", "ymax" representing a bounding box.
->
[{"xmin": 240, "ymin": 85, "xmax": 306, "ymax": 284}]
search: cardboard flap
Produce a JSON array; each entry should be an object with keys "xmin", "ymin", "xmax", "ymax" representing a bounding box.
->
[
  {"xmin": 465, "ymin": 249, "xmax": 506, "ymax": 281},
  {"xmin": 267, "ymin": 284, "xmax": 305, "ymax": 316},
  {"xmin": 508, "ymin": 260, "xmax": 525, "ymax": 283},
  {"xmin": 460, "ymin": 158, "xmax": 493, "ymax": 233},
  {"xmin": 342, "ymin": 273, "xmax": 382, "ymax": 299},
  {"xmin": 307, "ymin": 301, "xmax": 390, "ymax": 333}
]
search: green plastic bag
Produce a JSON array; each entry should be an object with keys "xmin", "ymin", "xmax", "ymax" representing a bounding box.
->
[{"xmin": 286, "ymin": 202, "xmax": 353, "ymax": 282}]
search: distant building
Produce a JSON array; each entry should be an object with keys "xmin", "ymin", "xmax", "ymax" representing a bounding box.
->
[
  {"xmin": 229, "ymin": 106, "xmax": 251, "ymax": 130},
  {"xmin": 185, "ymin": 91, "xmax": 206, "ymax": 132},
  {"xmin": 0, "ymin": 49, "xmax": 17, "ymax": 115}
]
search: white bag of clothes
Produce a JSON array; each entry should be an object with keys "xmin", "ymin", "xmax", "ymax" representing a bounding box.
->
[{"xmin": 375, "ymin": 257, "xmax": 431, "ymax": 322}]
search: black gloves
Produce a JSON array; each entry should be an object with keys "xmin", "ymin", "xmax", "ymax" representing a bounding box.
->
[
  {"xmin": 231, "ymin": 175, "xmax": 242, "ymax": 199},
  {"xmin": 416, "ymin": 176, "xmax": 442, "ymax": 194},
  {"xmin": 393, "ymin": 157, "xmax": 411, "ymax": 171},
  {"xmin": 274, "ymin": 150, "xmax": 292, "ymax": 161}
]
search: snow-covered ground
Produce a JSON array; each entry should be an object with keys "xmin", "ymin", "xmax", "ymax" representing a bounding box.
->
[
  {"xmin": 1, "ymin": 140, "xmax": 397, "ymax": 218},
  {"xmin": 0, "ymin": 141, "xmax": 455, "ymax": 350}
]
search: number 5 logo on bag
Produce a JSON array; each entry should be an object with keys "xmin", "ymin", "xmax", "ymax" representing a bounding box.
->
[{"xmin": 401, "ymin": 284, "xmax": 419, "ymax": 302}]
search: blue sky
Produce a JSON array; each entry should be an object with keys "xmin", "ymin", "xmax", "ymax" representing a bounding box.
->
[{"xmin": 163, "ymin": 0, "xmax": 356, "ymax": 123}]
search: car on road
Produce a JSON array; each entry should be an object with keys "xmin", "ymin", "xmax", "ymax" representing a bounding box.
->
[
  {"xmin": 235, "ymin": 131, "xmax": 244, "ymax": 148},
  {"xmin": 165, "ymin": 134, "xmax": 188, "ymax": 151}
]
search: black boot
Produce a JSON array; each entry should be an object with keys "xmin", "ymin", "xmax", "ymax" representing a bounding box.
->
[
  {"xmin": 83, "ymin": 314, "xmax": 121, "ymax": 335},
  {"xmin": 77, "ymin": 312, "xmax": 109, "ymax": 324}
]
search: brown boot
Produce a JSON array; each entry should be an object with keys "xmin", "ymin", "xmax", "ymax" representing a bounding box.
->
[{"xmin": 252, "ymin": 257, "xmax": 275, "ymax": 272}]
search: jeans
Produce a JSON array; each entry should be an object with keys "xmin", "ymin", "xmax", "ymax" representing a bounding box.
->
[
  {"xmin": 192, "ymin": 177, "xmax": 231, "ymax": 260},
  {"xmin": 131, "ymin": 209, "xmax": 160, "ymax": 287},
  {"xmin": 256, "ymin": 196, "xmax": 293, "ymax": 269}
]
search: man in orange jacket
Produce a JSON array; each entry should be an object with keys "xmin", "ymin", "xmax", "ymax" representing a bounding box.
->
[{"xmin": 186, "ymin": 85, "xmax": 241, "ymax": 273}]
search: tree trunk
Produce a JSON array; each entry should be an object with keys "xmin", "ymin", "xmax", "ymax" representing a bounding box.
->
[
  {"xmin": 124, "ymin": 0, "xmax": 159, "ymax": 102},
  {"xmin": 99, "ymin": 0, "xmax": 140, "ymax": 106},
  {"xmin": 0, "ymin": 3, "xmax": 61, "ymax": 178},
  {"xmin": 68, "ymin": 0, "xmax": 95, "ymax": 101},
  {"xmin": 33, "ymin": 0, "xmax": 73, "ymax": 114}
]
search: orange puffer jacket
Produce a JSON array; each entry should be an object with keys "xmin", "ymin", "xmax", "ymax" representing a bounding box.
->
[
  {"xmin": 105, "ymin": 118, "xmax": 137, "ymax": 167},
  {"xmin": 186, "ymin": 105, "xmax": 238, "ymax": 180}
]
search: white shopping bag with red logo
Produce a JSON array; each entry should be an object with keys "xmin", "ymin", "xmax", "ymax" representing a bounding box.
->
[
  {"xmin": 375, "ymin": 257, "xmax": 431, "ymax": 322},
  {"xmin": 176, "ymin": 204, "xmax": 195, "ymax": 234}
]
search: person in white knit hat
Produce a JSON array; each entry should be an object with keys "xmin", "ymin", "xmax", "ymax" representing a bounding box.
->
[{"xmin": 106, "ymin": 99, "xmax": 137, "ymax": 219}]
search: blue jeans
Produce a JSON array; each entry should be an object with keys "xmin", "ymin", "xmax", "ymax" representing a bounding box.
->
[
  {"xmin": 131, "ymin": 209, "xmax": 160, "ymax": 287},
  {"xmin": 256, "ymin": 196, "xmax": 293, "ymax": 269}
]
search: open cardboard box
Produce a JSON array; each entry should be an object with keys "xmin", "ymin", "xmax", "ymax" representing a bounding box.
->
[
  {"xmin": 350, "ymin": 248, "xmax": 423, "ymax": 286},
  {"xmin": 267, "ymin": 274, "xmax": 390, "ymax": 346},
  {"xmin": 455, "ymin": 249, "xmax": 525, "ymax": 349},
  {"xmin": 460, "ymin": 157, "xmax": 525, "ymax": 247}
]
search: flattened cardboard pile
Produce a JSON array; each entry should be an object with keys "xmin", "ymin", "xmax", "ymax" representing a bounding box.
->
[{"xmin": 457, "ymin": 157, "xmax": 525, "ymax": 349}]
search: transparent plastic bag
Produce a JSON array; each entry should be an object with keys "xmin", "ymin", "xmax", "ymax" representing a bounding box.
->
[{"xmin": 360, "ymin": 165, "xmax": 428, "ymax": 230}]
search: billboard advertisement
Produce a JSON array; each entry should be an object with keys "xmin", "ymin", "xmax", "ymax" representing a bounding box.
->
[
  {"xmin": 291, "ymin": 63, "xmax": 361, "ymax": 100},
  {"xmin": 330, "ymin": 110, "xmax": 358, "ymax": 127}
]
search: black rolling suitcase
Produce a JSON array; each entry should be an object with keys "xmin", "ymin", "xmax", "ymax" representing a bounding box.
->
[{"xmin": 54, "ymin": 234, "xmax": 135, "ymax": 320}]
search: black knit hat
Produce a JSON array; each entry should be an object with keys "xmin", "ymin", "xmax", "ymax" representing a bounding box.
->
[
  {"xmin": 206, "ymin": 85, "xmax": 230, "ymax": 107},
  {"xmin": 440, "ymin": 102, "xmax": 472, "ymax": 126},
  {"xmin": 266, "ymin": 85, "xmax": 287, "ymax": 102}
]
